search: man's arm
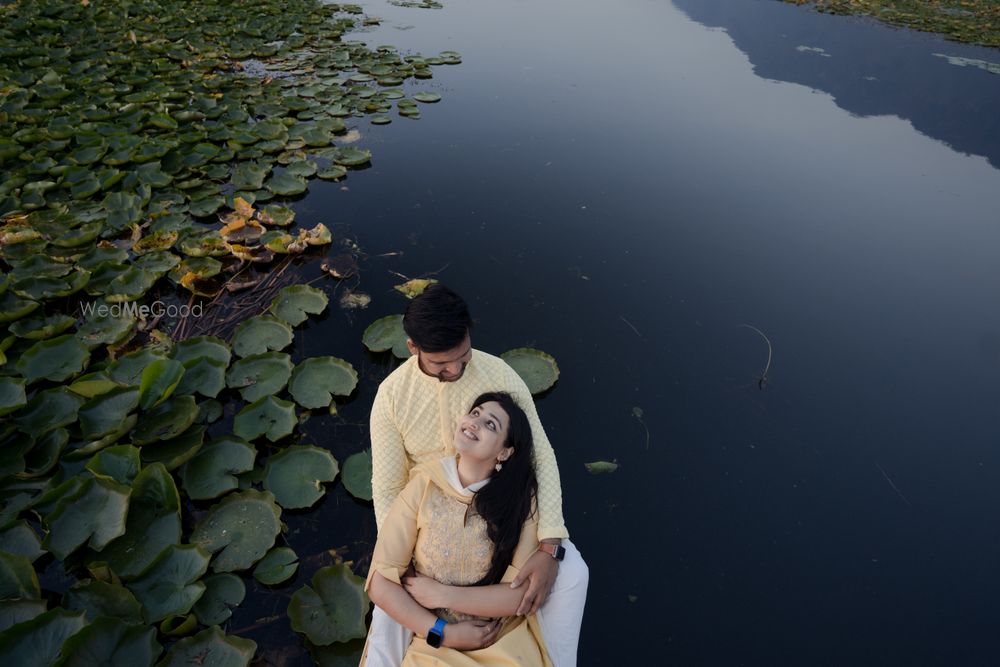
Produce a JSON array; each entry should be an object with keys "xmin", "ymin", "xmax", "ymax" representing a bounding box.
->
[{"xmin": 370, "ymin": 383, "xmax": 409, "ymax": 532}]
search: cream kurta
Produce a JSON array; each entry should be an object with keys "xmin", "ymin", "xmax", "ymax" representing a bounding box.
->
[
  {"xmin": 363, "ymin": 460, "xmax": 552, "ymax": 667},
  {"xmin": 370, "ymin": 349, "xmax": 568, "ymax": 541}
]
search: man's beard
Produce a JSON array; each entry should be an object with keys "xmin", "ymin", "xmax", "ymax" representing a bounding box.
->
[{"xmin": 434, "ymin": 362, "xmax": 467, "ymax": 382}]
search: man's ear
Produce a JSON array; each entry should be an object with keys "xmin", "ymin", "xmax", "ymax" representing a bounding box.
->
[{"xmin": 406, "ymin": 339, "xmax": 419, "ymax": 356}]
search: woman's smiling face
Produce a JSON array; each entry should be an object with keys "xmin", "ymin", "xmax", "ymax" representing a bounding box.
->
[{"xmin": 454, "ymin": 400, "xmax": 513, "ymax": 465}]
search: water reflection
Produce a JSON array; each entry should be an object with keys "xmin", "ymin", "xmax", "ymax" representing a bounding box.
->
[{"xmin": 673, "ymin": 0, "xmax": 1000, "ymax": 169}]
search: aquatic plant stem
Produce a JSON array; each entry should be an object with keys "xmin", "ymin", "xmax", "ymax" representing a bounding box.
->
[{"xmin": 738, "ymin": 323, "xmax": 772, "ymax": 390}]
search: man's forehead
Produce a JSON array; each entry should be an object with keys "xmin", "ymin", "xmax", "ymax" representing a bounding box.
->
[{"xmin": 422, "ymin": 339, "xmax": 472, "ymax": 362}]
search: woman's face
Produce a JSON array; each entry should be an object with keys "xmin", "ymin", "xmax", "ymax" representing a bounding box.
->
[{"xmin": 454, "ymin": 401, "xmax": 513, "ymax": 465}]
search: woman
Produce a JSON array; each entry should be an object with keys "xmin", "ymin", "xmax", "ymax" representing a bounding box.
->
[{"xmin": 362, "ymin": 392, "xmax": 552, "ymax": 666}]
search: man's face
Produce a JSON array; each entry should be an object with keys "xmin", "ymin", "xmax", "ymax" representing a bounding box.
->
[{"xmin": 410, "ymin": 334, "xmax": 473, "ymax": 382}]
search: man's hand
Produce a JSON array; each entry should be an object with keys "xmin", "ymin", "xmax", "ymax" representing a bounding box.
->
[
  {"xmin": 509, "ymin": 548, "xmax": 558, "ymax": 616},
  {"xmin": 402, "ymin": 572, "xmax": 448, "ymax": 610},
  {"xmin": 441, "ymin": 619, "xmax": 502, "ymax": 650}
]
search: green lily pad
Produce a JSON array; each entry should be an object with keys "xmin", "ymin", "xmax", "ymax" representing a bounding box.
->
[
  {"xmin": 131, "ymin": 396, "xmax": 199, "ymax": 445},
  {"xmin": 155, "ymin": 626, "xmax": 255, "ymax": 667},
  {"xmin": 231, "ymin": 162, "xmax": 270, "ymax": 191},
  {"xmin": 252, "ymin": 547, "xmax": 298, "ymax": 586},
  {"xmin": 12, "ymin": 271, "xmax": 89, "ymax": 300},
  {"xmin": 265, "ymin": 172, "xmax": 308, "ymax": 196},
  {"xmin": 500, "ymin": 348, "xmax": 560, "ymax": 395},
  {"xmin": 126, "ymin": 544, "xmax": 210, "ymax": 623},
  {"xmin": 85, "ymin": 444, "xmax": 141, "ymax": 486},
  {"xmin": 225, "ymin": 352, "xmax": 293, "ymax": 402},
  {"xmin": 139, "ymin": 425, "xmax": 206, "ymax": 472},
  {"xmin": 341, "ymin": 450, "xmax": 373, "ymax": 502},
  {"xmin": 0, "ymin": 600, "xmax": 47, "ymax": 634},
  {"xmin": 332, "ymin": 147, "xmax": 371, "ymax": 167},
  {"xmin": 0, "ymin": 522, "xmax": 43, "ymax": 562},
  {"xmin": 17, "ymin": 387, "xmax": 86, "ymax": 436},
  {"xmin": 0, "ymin": 378, "xmax": 26, "ymax": 417},
  {"xmin": 101, "ymin": 463, "xmax": 182, "ymax": 579},
  {"xmin": 258, "ymin": 204, "xmax": 295, "ymax": 226},
  {"xmin": 413, "ymin": 92, "xmax": 441, "ymax": 103},
  {"xmin": 189, "ymin": 196, "xmax": 225, "ymax": 218},
  {"xmin": 269, "ymin": 285, "xmax": 328, "ymax": 326},
  {"xmin": 0, "ymin": 551, "xmax": 40, "ymax": 600},
  {"xmin": 0, "ymin": 292, "xmax": 40, "ymax": 323},
  {"xmin": 63, "ymin": 580, "xmax": 143, "ymax": 623},
  {"xmin": 286, "ymin": 160, "xmax": 318, "ymax": 178},
  {"xmin": 584, "ymin": 460, "xmax": 619, "ymax": 474},
  {"xmin": 75, "ymin": 312, "xmax": 136, "ymax": 348},
  {"xmin": 230, "ymin": 315, "xmax": 294, "ymax": 358},
  {"xmin": 361, "ymin": 314, "xmax": 410, "ymax": 359},
  {"xmin": 171, "ymin": 337, "xmax": 231, "ymax": 399},
  {"xmin": 107, "ymin": 348, "xmax": 168, "ymax": 386},
  {"xmin": 180, "ymin": 437, "xmax": 256, "ymax": 501},
  {"xmin": 9, "ymin": 313, "xmax": 76, "ymax": 340},
  {"xmin": 190, "ymin": 490, "xmax": 281, "ymax": 573},
  {"xmin": 370, "ymin": 115, "xmax": 392, "ymax": 125},
  {"xmin": 16, "ymin": 334, "xmax": 91, "ymax": 384},
  {"xmin": 264, "ymin": 445, "xmax": 339, "ymax": 510},
  {"xmin": 191, "ymin": 573, "xmax": 245, "ymax": 626},
  {"xmin": 316, "ymin": 165, "xmax": 347, "ymax": 180},
  {"xmin": 23, "ymin": 428, "xmax": 68, "ymax": 478},
  {"xmin": 233, "ymin": 396, "xmax": 296, "ymax": 443},
  {"xmin": 288, "ymin": 356, "xmax": 358, "ymax": 410},
  {"xmin": 106, "ymin": 267, "xmax": 158, "ymax": 302},
  {"xmin": 52, "ymin": 616, "xmax": 160, "ymax": 667},
  {"xmin": 288, "ymin": 563, "xmax": 369, "ymax": 646},
  {"xmin": 78, "ymin": 387, "xmax": 140, "ymax": 440},
  {"xmin": 43, "ymin": 476, "xmax": 130, "ymax": 560},
  {"xmin": 139, "ymin": 359, "xmax": 186, "ymax": 410},
  {"xmin": 0, "ymin": 608, "xmax": 86, "ymax": 666}
]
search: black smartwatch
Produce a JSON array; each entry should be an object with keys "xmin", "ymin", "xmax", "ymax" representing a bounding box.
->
[
  {"xmin": 539, "ymin": 543, "xmax": 566, "ymax": 561},
  {"xmin": 426, "ymin": 618, "xmax": 447, "ymax": 648}
]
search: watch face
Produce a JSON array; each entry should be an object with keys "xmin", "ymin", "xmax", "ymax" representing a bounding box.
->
[
  {"xmin": 554, "ymin": 545, "xmax": 566, "ymax": 561},
  {"xmin": 426, "ymin": 629, "xmax": 443, "ymax": 648}
]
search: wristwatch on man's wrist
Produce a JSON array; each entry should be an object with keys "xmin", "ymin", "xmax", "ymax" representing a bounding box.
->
[
  {"xmin": 538, "ymin": 542, "xmax": 566, "ymax": 561},
  {"xmin": 426, "ymin": 618, "xmax": 447, "ymax": 648}
]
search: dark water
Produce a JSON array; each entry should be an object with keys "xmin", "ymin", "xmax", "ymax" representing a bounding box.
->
[{"xmin": 235, "ymin": 0, "xmax": 1000, "ymax": 664}]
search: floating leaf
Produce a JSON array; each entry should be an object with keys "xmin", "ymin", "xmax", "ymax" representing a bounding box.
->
[
  {"xmin": 85, "ymin": 444, "xmax": 141, "ymax": 486},
  {"xmin": 139, "ymin": 426, "xmax": 205, "ymax": 472},
  {"xmin": 0, "ymin": 551, "xmax": 40, "ymax": 600},
  {"xmin": 192, "ymin": 574, "xmax": 245, "ymax": 626},
  {"xmin": 269, "ymin": 285, "xmax": 328, "ymax": 326},
  {"xmin": 341, "ymin": 450, "xmax": 373, "ymax": 502},
  {"xmin": 156, "ymin": 626, "xmax": 255, "ymax": 667},
  {"xmin": 264, "ymin": 445, "xmax": 339, "ymax": 510},
  {"xmin": 63, "ymin": 580, "xmax": 143, "ymax": 623},
  {"xmin": 0, "ymin": 600, "xmax": 47, "ymax": 634},
  {"xmin": 252, "ymin": 547, "xmax": 298, "ymax": 586},
  {"xmin": 500, "ymin": 348, "xmax": 560, "ymax": 395},
  {"xmin": 107, "ymin": 348, "xmax": 168, "ymax": 386},
  {"xmin": 191, "ymin": 490, "xmax": 281, "ymax": 572},
  {"xmin": 171, "ymin": 337, "xmax": 231, "ymax": 399},
  {"xmin": 43, "ymin": 476, "xmax": 130, "ymax": 560},
  {"xmin": 288, "ymin": 563, "xmax": 369, "ymax": 646},
  {"xmin": 131, "ymin": 396, "xmax": 199, "ymax": 445},
  {"xmin": 180, "ymin": 437, "xmax": 256, "ymax": 501},
  {"xmin": 139, "ymin": 359, "xmax": 186, "ymax": 410},
  {"xmin": 413, "ymin": 92, "xmax": 441, "ymax": 103},
  {"xmin": 233, "ymin": 396, "xmax": 296, "ymax": 443},
  {"xmin": 230, "ymin": 315, "xmax": 293, "ymax": 357},
  {"xmin": 53, "ymin": 616, "xmax": 160, "ymax": 667},
  {"xmin": 9, "ymin": 313, "xmax": 76, "ymax": 340},
  {"xmin": 265, "ymin": 172, "xmax": 308, "ymax": 196},
  {"xmin": 332, "ymin": 147, "xmax": 371, "ymax": 167},
  {"xmin": 0, "ymin": 378, "xmax": 26, "ymax": 417},
  {"xmin": 288, "ymin": 357, "xmax": 358, "ymax": 409},
  {"xmin": 126, "ymin": 545, "xmax": 210, "ymax": 623},
  {"xmin": 0, "ymin": 522, "xmax": 43, "ymax": 562},
  {"xmin": 339, "ymin": 291, "xmax": 371, "ymax": 310},
  {"xmin": 584, "ymin": 460, "xmax": 619, "ymax": 474},
  {"xmin": 362, "ymin": 314, "xmax": 409, "ymax": 359},
  {"xmin": 225, "ymin": 352, "xmax": 293, "ymax": 402},
  {"xmin": 16, "ymin": 334, "xmax": 91, "ymax": 384},
  {"xmin": 0, "ymin": 608, "xmax": 86, "ymax": 666},
  {"xmin": 393, "ymin": 278, "xmax": 438, "ymax": 299},
  {"xmin": 78, "ymin": 387, "xmax": 139, "ymax": 440}
]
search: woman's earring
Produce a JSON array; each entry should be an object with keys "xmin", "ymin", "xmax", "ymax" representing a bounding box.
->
[{"xmin": 494, "ymin": 461, "xmax": 503, "ymax": 473}]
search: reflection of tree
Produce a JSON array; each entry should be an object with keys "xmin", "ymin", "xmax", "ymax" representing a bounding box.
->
[{"xmin": 673, "ymin": 0, "xmax": 1000, "ymax": 170}]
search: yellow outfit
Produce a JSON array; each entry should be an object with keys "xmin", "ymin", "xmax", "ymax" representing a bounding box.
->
[
  {"xmin": 363, "ymin": 460, "xmax": 552, "ymax": 667},
  {"xmin": 370, "ymin": 350, "xmax": 568, "ymax": 541}
]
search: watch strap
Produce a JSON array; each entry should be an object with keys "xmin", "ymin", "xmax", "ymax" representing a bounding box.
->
[
  {"xmin": 538, "ymin": 543, "xmax": 566, "ymax": 561},
  {"xmin": 426, "ymin": 617, "xmax": 447, "ymax": 648}
]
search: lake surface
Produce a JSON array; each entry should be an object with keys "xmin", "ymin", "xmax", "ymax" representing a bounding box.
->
[{"xmin": 235, "ymin": 0, "xmax": 1000, "ymax": 663}]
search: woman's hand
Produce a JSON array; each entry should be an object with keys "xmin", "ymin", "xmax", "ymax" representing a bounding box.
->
[
  {"xmin": 402, "ymin": 572, "xmax": 449, "ymax": 609},
  {"xmin": 441, "ymin": 619, "xmax": 502, "ymax": 650}
]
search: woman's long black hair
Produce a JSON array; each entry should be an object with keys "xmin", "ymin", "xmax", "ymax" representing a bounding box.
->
[{"xmin": 468, "ymin": 392, "xmax": 538, "ymax": 586}]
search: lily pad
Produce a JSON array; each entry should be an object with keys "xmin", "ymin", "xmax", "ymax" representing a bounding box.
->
[
  {"xmin": 126, "ymin": 545, "xmax": 210, "ymax": 623},
  {"xmin": 0, "ymin": 608, "xmax": 86, "ymax": 666},
  {"xmin": 269, "ymin": 285, "xmax": 328, "ymax": 326},
  {"xmin": 0, "ymin": 522, "xmax": 43, "ymax": 562},
  {"xmin": 180, "ymin": 437, "xmax": 257, "ymax": 501},
  {"xmin": 288, "ymin": 356, "xmax": 358, "ymax": 409},
  {"xmin": 500, "ymin": 348, "xmax": 560, "ymax": 395},
  {"xmin": 0, "ymin": 600, "xmax": 47, "ymax": 634},
  {"xmin": 265, "ymin": 172, "xmax": 308, "ymax": 196},
  {"xmin": 78, "ymin": 387, "xmax": 140, "ymax": 440},
  {"xmin": 0, "ymin": 378, "xmax": 27, "ymax": 417},
  {"xmin": 341, "ymin": 450, "xmax": 373, "ymax": 502},
  {"xmin": 393, "ymin": 278, "xmax": 438, "ymax": 299},
  {"xmin": 43, "ymin": 476, "xmax": 130, "ymax": 560},
  {"xmin": 101, "ymin": 463, "xmax": 182, "ymax": 579},
  {"xmin": 107, "ymin": 349, "xmax": 168, "ymax": 386},
  {"xmin": 584, "ymin": 460, "xmax": 619, "ymax": 474},
  {"xmin": 230, "ymin": 315, "xmax": 294, "ymax": 358},
  {"xmin": 63, "ymin": 580, "xmax": 143, "ymax": 623},
  {"xmin": 85, "ymin": 444, "xmax": 141, "ymax": 486},
  {"xmin": 225, "ymin": 352, "xmax": 293, "ymax": 402},
  {"xmin": 139, "ymin": 425, "xmax": 206, "ymax": 472},
  {"xmin": 252, "ymin": 547, "xmax": 299, "ymax": 586},
  {"xmin": 192, "ymin": 573, "xmax": 245, "ymax": 626},
  {"xmin": 264, "ymin": 445, "xmax": 339, "ymax": 510},
  {"xmin": 233, "ymin": 396, "xmax": 296, "ymax": 443},
  {"xmin": 131, "ymin": 396, "xmax": 199, "ymax": 445},
  {"xmin": 155, "ymin": 626, "xmax": 255, "ymax": 667},
  {"xmin": 16, "ymin": 387, "xmax": 86, "ymax": 436},
  {"xmin": 139, "ymin": 359, "xmax": 186, "ymax": 410},
  {"xmin": 171, "ymin": 337, "xmax": 231, "ymax": 399},
  {"xmin": 52, "ymin": 616, "xmax": 160, "ymax": 667},
  {"xmin": 75, "ymin": 312, "xmax": 136, "ymax": 348},
  {"xmin": 0, "ymin": 551, "xmax": 40, "ymax": 600},
  {"xmin": 190, "ymin": 490, "xmax": 281, "ymax": 572},
  {"xmin": 361, "ymin": 314, "xmax": 410, "ymax": 359},
  {"xmin": 332, "ymin": 147, "xmax": 371, "ymax": 167},
  {"xmin": 413, "ymin": 92, "xmax": 441, "ymax": 103},
  {"xmin": 16, "ymin": 334, "xmax": 91, "ymax": 384},
  {"xmin": 288, "ymin": 563, "xmax": 369, "ymax": 646},
  {"xmin": 9, "ymin": 313, "xmax": 76, "ymax": 340}
]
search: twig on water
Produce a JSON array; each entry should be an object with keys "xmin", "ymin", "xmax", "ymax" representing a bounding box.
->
[
  {"xmin": 620, "ymin": 316, "xmax": 643, "ymax": 339},
  {"xmin": 875, "ymin": 462, "xmax": 912, "ymax": 507},
  {"xmin": 632, "ymin": 406, "xmax": 650, "ymax": 449},
  {"xmin": 738, "ymin": 323, "xmax": 772, "ymax": 390}
]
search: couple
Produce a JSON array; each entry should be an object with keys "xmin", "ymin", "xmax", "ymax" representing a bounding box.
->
[{"xmin": 361, "ymin": 285, "xmax": 589, "ymax": 666}]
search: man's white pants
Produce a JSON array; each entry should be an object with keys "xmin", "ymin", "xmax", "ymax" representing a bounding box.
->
[{"xmin": 363, "ymin": 540, "xmax": 588, "ymax": 667}]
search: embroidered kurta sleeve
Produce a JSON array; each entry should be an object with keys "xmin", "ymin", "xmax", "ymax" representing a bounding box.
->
[
  {"xmin": 365, "ymin": 474, "xmax": 424, "ymax": 591},
  {"xmin": 370, "ymin": 383, "xmax": 410, "ymax": 532},
  {"xmin": 501, "ymin": 365, "xmax": 569, "ymax": 541}
]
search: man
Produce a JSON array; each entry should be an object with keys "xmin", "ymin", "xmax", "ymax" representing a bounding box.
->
[{"xmin": 365, "ymin": 284, "xmax": 588, "ymax": 666}]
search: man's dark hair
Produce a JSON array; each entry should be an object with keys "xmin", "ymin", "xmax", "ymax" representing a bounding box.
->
[{"xmin": 402, "ymin": 283, "xmax": 473, "ymax": 352}]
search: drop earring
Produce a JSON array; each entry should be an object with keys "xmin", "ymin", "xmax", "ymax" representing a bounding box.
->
[{"xmin": 494, "ymin": 461, "xmax": 503, "ymax": 473}]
